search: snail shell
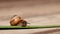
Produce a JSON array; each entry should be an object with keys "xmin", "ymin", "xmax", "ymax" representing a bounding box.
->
[{"xmin": 10, "ymin": 16, "xmax": 27, "ymax": 27}]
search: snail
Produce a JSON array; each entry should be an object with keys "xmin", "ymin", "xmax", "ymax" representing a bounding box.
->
[{"xmin": 10, "ymin": 15, "xmax": 28, "ymax": 27}]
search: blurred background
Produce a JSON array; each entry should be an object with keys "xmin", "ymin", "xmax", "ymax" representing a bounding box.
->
[
  {"xmin": 0, "ymin": 0, "xmax": 60, "ymax": 34},
  {"xmin": 0, "ymin": 0, "xmax": 60, "ymax": 26}
]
